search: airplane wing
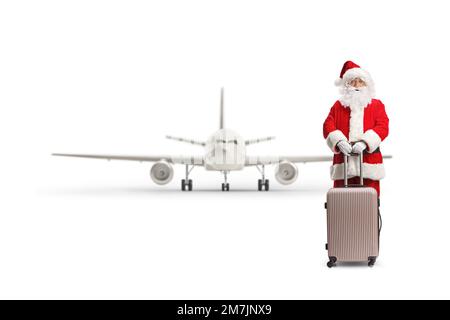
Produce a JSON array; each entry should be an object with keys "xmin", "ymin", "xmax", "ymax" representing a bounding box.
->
[
  {"xmin": 245, "ymin": 155, "xmax": 392, "ymax": 165},
  {"xmin": 245, "ymin": 155, "xmax": 331, "ymax": 165},
  {"xmin": 52, "ymin": 153, "xmax": 204, "ymax": 165}
]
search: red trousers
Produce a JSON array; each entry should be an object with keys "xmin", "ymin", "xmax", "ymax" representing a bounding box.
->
[{"xmin": 334, "ymin": 177, "xmax": 380, "ymax": 196}]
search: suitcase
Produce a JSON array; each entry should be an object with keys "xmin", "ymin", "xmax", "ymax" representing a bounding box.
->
[{"xmin": 325, "ymin": 153, "xmax": 381, "ymax": 268}]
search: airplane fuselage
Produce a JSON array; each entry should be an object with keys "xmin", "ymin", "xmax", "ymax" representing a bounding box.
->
[{"xmin": 204, "ymin": 129, "xmax": 246, "ymax": 171}]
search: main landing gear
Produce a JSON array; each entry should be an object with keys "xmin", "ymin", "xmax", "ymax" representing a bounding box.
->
[
  {"xmin": 256, "ymin": 165, "xmax": 269, "ymax": 191},
  {"xmin": 181, "ymin": 164, "xmax": 194, "ymax": 191},
  {"xmin": 221, "ymin": 171, "xmax": 230, "ymax": 191}
]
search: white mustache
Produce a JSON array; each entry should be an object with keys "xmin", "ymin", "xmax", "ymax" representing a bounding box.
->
[
  {"xmin": 347, "ymin": 85, "xmax": 366, "ymax": 92},
  {"xmin": 339, "ymin": 85, "xmax": 373, "ymax": 108}
]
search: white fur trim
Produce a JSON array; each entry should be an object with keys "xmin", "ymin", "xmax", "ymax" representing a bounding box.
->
[
  {"xmin": 330, "ymin": 161, "xmax": 385, "ymax": 181},
  {"xmin": 334, "ymin": 78, "xmax": 344, "ymax": 86},
  {"xmin": 326, "ymin": 130, "xmax": 347, "ymax": 154},
  {"xmin": 362, "ymin": 129, "xmax": 382, "ymax": 153},
  {"xmin": 342, "ymin": 68, "xmax": 372, "ymax": 84},
  {"xmin": 348, "ymin": 106, "xmax": 364, "ymax": 142}
]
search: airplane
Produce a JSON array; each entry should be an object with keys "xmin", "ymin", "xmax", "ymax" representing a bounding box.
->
[{"xmin": 52, "ymin": 88, "xmax": 376, "ymax": 191}]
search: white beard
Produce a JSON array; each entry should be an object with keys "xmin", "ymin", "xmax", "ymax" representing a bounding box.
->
[
  {"xmin": 339, "ymin": 86, "xmax": 373, "ymax": 111},
  {"xmin": 338, "ymin": 86, "xmax": 374, "ymax": 142}
]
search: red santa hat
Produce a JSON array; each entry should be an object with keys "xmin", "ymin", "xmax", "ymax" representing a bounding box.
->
[{"xmin": 334, "ymin": 60, "xmax": 373, "ymax": 87}]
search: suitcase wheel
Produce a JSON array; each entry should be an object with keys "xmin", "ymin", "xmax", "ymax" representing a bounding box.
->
[
  {"xmin": 327, "ymin": 257, "xmax": 337, "ymax": 268},
  {"xmin": 368, "ymin": 257, "xmax": 377, "ymax": 267}
]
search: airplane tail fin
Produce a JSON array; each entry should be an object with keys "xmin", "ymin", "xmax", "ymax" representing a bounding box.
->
[{"xmin": 220, "ymin": 87, "xmax": 224, "ymax": 129}]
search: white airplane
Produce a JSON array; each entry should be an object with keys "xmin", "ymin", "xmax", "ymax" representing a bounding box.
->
[{"xmin": 53, "ymin": 88, "xmax": 335, "ymax": 191}]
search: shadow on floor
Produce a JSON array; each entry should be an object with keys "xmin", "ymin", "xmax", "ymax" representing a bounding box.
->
[
  {"xmin": 328, "ymin": 261, "xmax": 381, "ymax": 268},
  {"xmin": 38, "ymin": 184, "xmax": 329, "ymax": 196}
]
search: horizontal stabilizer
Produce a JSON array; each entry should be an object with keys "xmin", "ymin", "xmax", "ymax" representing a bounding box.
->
[
  {"xmin": 166, "ymin": 135, "xmax": 206, "ymax": 146},
  {"xmin": 245, "ymin": 136, "xmax": 276, "ymax": 145}
]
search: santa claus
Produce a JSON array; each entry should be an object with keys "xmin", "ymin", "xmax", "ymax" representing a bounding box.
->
[{"xmin": 323, "ymin": 61, "xmax": 389, "ymax": 195}]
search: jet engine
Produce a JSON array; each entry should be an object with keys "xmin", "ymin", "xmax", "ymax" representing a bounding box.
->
[
  {"xmin": 150, "ymin": 160, "xmax": 174, "ymax": 185},
  {"xmin": 274, "ymin": 161, "xmax": 298, "ymax": 185}
]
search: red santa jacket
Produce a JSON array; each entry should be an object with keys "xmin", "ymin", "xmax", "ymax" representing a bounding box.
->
[{"xmin": 323, "ymin": 99, "xmax": 389, "ymax": 181}]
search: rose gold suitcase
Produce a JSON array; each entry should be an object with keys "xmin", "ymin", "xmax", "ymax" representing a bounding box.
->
[{"xmin": 325, "ymin": 153, "xmax": 381, "ymax": 267}]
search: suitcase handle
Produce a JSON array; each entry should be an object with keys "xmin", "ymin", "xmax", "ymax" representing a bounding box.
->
[{"xmin": 343, "ymin": 151, "xmax": 364, "ymax": 187}]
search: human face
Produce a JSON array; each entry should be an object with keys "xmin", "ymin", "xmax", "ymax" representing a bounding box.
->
[{"xmin": 349, "ymin": 77, "xmax": 366, "ymax": 88}]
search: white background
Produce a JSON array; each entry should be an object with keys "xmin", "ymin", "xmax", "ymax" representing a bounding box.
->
[{"xmin": 1, "ymin": 0, "xmax": 449, "ymax": 299}]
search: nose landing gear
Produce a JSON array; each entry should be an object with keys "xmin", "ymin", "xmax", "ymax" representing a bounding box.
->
[{"xmin": 221, "ymin": 171, "xmax": 230, "ymax": 191}]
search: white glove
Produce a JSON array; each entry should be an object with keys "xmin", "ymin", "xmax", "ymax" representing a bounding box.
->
[
  {"xmin": 336, "ymin": 140, "xmax": 352, "ymax": 156},
  {"xmin": 352, "ymin": 141, "xmax": 367, "ymax": 154}
]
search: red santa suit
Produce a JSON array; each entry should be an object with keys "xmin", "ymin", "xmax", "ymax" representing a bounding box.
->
[{"xmin": 323, "ymin": 61, "xmax": 389, "ymax": 195}]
